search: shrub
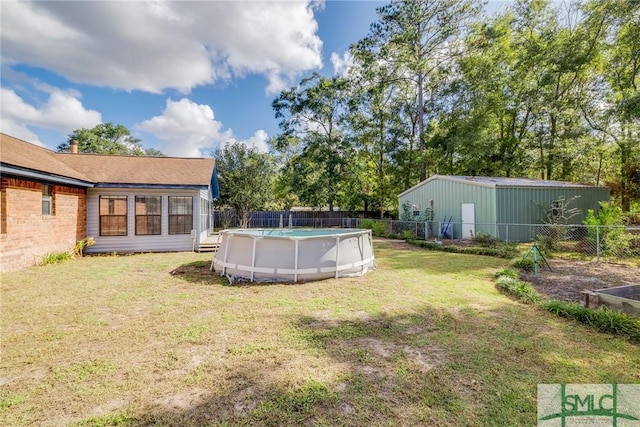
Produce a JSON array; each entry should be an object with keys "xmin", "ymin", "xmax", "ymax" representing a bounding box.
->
[
  {"xmin": 401, "ymin": 230, "xmax": 416, "ymax": 240},
  {"xmin": 583, "ymin": 202, "xmax": 631, "ymax": 257},
  {"xmin": 74, "ymin": 237, "xmax": 95, "ymax": 257},
  {"xmin": 41, "ymin": 252, "xmax": 72, "ymax": 266},
  {"xmin": 511, "ymin": 257, "xmax": 535, "ymax": 272},
  {"xmin": 496, "ymin": 276, "xmax": 542, "ymax": 304},
  {"xmin": 473, "ymin": 231, "xmax": 498, "ymax": 248},
  {"xmin": 541, "ymin": 300, "xmax": 640, "ymax": 343},
  {"xmin": 359, "ymin": 219, "xmax": 389, "ymax": 237},
  {"xmin": 495, "ymin": 268, "xmax": 518, "ymax": 279}
]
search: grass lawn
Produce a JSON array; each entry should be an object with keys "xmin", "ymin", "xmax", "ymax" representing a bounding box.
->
[{"xmin": 1, "ymin": 239, "xmax": 638, "ymax": 426}]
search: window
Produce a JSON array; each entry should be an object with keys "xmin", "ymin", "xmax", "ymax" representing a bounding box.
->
[
  {"xmin": 200, "ymin": 198, "xmax": 210, "ymax": 232},
  {"xmin": 169, "ymin": 196, "xmax": 193, "ymax": 234},
  {"xmin": 42, "ymin": 184, "xmax": 53, "ymax": 215},
  {"xmin": 412, "ymin": 204, "xmax": 420, "ymax": 217},
  {"xmin": 551, "ymin": 200, "xmax": 564, "ymax": 220},
  {"xmin": 99, "ymin": 196, "xmax": 127, "ymax": 236},
  {"xmin": 135, "ymin": 196, "xmax": 161, "ymax": 235}
]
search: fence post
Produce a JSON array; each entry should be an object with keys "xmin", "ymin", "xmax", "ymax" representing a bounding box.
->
[
  {"xmin": 596, "ymin": 226, "xmax": 600, "ymax": 263},
  {"xmin": 506, "ymin": 224, "xmax": 509, "ymax": 243}
]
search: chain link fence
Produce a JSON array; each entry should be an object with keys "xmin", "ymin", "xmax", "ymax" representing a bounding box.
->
[
  {"xmin": 213, "ymin": 210, "xmax": 347, "ymax": 229},
  {"xmin": 212, "ymin": 212, "xmax": 639, "ymax": 261},
  {"xmin": 341, "ymin": 218, "xmax": 640, "ymax": 262}
]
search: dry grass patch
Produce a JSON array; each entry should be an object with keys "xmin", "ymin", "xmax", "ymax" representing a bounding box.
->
[{"xmin": 1, "ymin": 242, "xmax": 638, "ymax": 426}]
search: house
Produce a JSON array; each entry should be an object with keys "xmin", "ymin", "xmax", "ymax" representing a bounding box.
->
[
  {"xmin": 398, "ymin": 175, "xmax": 610, "ymax": 241},
  {"xmin": 0, "ymin": 133, "xmax": 217, "ymax": 273}
]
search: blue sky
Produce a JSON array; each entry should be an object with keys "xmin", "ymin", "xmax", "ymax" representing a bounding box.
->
[
  {"xmin": 1, "ymin": 1, "xmax": 510, "ymax": 157},
  {"xmin": 1, "ymin": 1, "xmax": 386, "ymax": 156}
]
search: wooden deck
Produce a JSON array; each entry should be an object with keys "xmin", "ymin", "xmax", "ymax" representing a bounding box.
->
[{"xmin": 197, "ymin": 233, "xmax": 220, "ymax": 252}]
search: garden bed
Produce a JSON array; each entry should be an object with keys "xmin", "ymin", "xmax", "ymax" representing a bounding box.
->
[{"xmin": 520, "ymin": 259, "xmax": 639, "ymax": 303}]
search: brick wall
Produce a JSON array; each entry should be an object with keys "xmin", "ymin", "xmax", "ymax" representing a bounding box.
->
[{"xmin": 0, "ymin": 177, "xmax": 87, "ymax": 273}]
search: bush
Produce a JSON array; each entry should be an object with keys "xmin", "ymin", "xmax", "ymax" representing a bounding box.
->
[
  {"xmin": 583, "ymin": 202, "xmax": 631, "ymax": 256},
  {"xmin": 541, "ymin": 300, "xmax": 640, "ymax": 343},
  {"xmin": 359, "ymin": 219, "xmax": 389, "ymax": 237},
  {"xmin": 495, "ymin": 268, "xmax": 518, "ymax": 279},
  {"xmin": 401, "ymin": 230, "xmax": 416, "ymax": 240},
  {"xmin": 41, "ymin": 252, "xmax": 72, "ymax": 266},
  {"xmin": 74, "ymin": 237, "xmax": 95, "ymax": 257},
  {"xmin": 496, "ymin": 276, "xmax": 542, "ymax": 304},
  {"xmin": 472, "ymin": 231, "xmax": 498, "ymax": 248},
  {"xmin": 511, "ymin": 257, "xmax": 535, "ymax": 271}
]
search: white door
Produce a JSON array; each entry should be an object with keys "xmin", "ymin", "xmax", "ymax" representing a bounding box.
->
[{"xmin": 461, "ymin": 203, "xmax": 475, "ymax": 239}]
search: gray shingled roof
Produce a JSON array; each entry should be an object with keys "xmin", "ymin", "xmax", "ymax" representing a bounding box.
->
[
  {"xmin": 1, "ymin": 133, "xmax": 214, "ymax": 187},
  {"xmin": 0, "ymin": 133, "xmax": 92, "ymax": 182}
]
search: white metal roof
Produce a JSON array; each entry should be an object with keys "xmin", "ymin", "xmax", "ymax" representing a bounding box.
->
[{"xmin": 399, "ymin": 175, "xmax": 606, "ymax": 197}]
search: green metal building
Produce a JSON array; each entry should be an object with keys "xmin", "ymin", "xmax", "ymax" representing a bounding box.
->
[{"xmin": 398, "ymin": 175, "xmax": 610, "ymax": 241}]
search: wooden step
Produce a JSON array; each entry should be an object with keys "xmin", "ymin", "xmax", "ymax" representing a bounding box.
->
[{"xmin": 197, "ymin": 243, "xmax": 219, "ymax": 253}]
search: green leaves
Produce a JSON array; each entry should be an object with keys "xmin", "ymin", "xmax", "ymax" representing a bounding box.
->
[
  {"xmin": 272, "ymin": 74, "xmax": 353, "ymax": 210},
  {"xmin": 58, "ymin": 123, "xmax": 164, "ymax": 156},
  {"xmin": 213, "ymin": 142, "xmax": 276, "ymax": 228},
  {"xmin": 268, "ymin": 0, "xmax": 640, "ymax": 213}
]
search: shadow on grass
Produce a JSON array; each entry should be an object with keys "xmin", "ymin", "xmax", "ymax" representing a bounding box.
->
[
  {"xmin": 170, "ymin": 260, "xmax": 343, "ymax": 288},
  {"xmin": 170, "ymin": 261, "xmax": 228, "ymax": 286},
  {"xmin": 72, "ymin": 300, "xmax": 637, "ymax": 427}
]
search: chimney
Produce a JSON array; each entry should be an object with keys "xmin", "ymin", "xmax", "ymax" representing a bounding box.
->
[{"xmin": 70, "ymin": 139, "xmax": 78, "ymax": 154}]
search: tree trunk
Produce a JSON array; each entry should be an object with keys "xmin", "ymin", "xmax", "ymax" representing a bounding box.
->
[{"xmin": 418, "ymin": 72, "xmax": 426, "ymax": 182}]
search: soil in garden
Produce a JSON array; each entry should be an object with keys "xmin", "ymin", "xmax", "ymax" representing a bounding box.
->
[
  {"xmin": 520, "ymin": 259, "xmax": 640, "ymax": 303},
  {"xmin": 388, "ymin": 237, "xmax": 640, "ymax": 303}
]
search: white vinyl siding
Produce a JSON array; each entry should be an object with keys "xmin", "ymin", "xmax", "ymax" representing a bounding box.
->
[
  {"xmin": 198, "ymin": 188, "xmax": 211, "ymax": 244},
  {"xmin": 86, "ymin": 188, "xmax": 202, "ymax": 253}
]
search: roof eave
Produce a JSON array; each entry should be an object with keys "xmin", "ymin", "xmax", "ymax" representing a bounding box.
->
[
  {"xmin": 398, "ymin": 175, "xmax": 496, "ymax": 198},
  {"xmin": 0, "ymin": 164, "xmax": 95, "ymax": 188},
  {"xmin": 92, "ymin": 183, "xmax": 209, "ymax": 190}
]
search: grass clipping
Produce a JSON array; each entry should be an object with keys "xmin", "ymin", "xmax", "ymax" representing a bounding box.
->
[{"xmin": 495, "ymin": 270, "xmax": 640, "ymax": 343}]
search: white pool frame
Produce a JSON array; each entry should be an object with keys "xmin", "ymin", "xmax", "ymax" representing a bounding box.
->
[{"xmin": 211, "ymin": 228, "xmax": 375, "ymax": 283}]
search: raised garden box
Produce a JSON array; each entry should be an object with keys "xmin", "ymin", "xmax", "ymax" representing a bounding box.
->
[{"xmin": 580, "ymin": 284, "xmax": 640, "ymax": 317}]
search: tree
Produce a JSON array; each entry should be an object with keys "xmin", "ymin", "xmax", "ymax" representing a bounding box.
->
[
  {"xmin": 345, "ymin": 48, "xmax": 407, "ymax": 217},
  {"xmin": 57, "ymin": 123, "xmax": 164, "ymax": 156},
  {"xmin": 213, "ymin": 142, "xmax": 276, "ymax": 228},
  {"xmin": 272, "ymin": 73, "xmax": 354, "ymax": 210},
  {"xmin": 580, "ymin": 0, "xmax": 640, "ymax": 211},
  {"xmin": 358, "ymin": 0, "xmax": 481, "ymax": 183}
]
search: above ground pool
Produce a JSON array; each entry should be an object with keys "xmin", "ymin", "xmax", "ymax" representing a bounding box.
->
[{"xmin": 211, "ymin": 228, "xmax": 375, "ymax": 283}]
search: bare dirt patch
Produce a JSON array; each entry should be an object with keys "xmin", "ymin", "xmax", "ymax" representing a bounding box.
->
[{"xmin": 520, "ymin": 259, "xmax": 640, "ymax": 302}]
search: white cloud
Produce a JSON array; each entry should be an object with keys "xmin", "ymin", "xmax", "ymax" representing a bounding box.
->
[
  {"xmin": 138, "ymin": 98, "xmax": 269, "ymax": 157},
  {"xmin": 0, "ymin": 88, "xmax": 102, "ymax": 143},
  {"xmin": 240, "ymin": 130, "xmax": 270, "ymax": 154},
  {"xmin": 1, "ymin": 1, "xmax": 323, "ymax": 94},
  {"xmin": 0, "ymin": 117, "xmax": 42, "ymax": 146},
  {"xmin": 331, "ymin": 51, "xmax": 354, "ymax": 77}
]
